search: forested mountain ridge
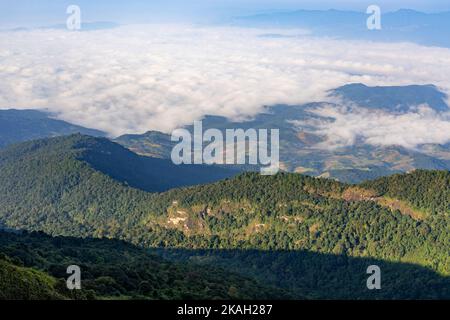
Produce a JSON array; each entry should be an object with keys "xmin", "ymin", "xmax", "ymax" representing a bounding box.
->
[
  {"xmin": 0, "ymin": 135, "xmax": 448, "ymax": 299},
  {"xmin": 146, "ymin": 171, "xmax": 449, "ymax": 274},
  {"xmin": 0, "ymin": 134, "xmax": 237, "ymax": 193},
  {"xmin": 361, "ymin": 170, "xmax": 450, "ymax": 215}
]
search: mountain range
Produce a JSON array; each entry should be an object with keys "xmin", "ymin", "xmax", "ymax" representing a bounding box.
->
[
  {"xmin": 115, "ymin": 83, "xmax": 450, "ymax": 183},
  {"xmin": 2, "ymin": 83, "xmax": 449, "ymax": 184},
  {"xmin": 1, "ymin": 4, "xmax": 450, "ymax": 302},
  {"xmin": 0, "ymin": 82, "xmax": 449, "ymax": 300},
  {"xmin": 0, "ymin": 134, "xmax": 448, "ymax": 299},
  {"xmin": 231, "ymin": 9, "xmax": 450, "ymax": 48}
]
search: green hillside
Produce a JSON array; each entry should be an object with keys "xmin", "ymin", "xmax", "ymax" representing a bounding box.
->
[
  {"xmin": 0, "ymin": 135, "xmax": 448, "ymax": 299},
  {"xmin": 361, "ymin": 170, "xmax": 450, "ymax": 215},
  {"xmin": 0, "ymin": 256, "xmax": 65, "ymax": 300},
  {"xmin": 144, "ymin": 172, "xmax": 449, "ymax": 276}
]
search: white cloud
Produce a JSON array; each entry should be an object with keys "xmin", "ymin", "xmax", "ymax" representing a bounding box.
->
[
  {"xmin": 0, "ymin": 24, "xmax": 450, "ymax": 137},
  {"xmin": 297, "ymin": 104, "xmax": 450, "ymax": 149}
]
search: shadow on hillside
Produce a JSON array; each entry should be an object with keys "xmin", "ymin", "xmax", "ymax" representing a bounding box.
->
[
  {"xmin": 78, "ymin": 136, "xmax": 240, "ymax": 192},
  {"xmin": 1, "ymin": 228, "xmax": 448, "ymax": 300},
  {"xmin": 150, "ymin": 248, "xmax": 450, "ymax": 300}
]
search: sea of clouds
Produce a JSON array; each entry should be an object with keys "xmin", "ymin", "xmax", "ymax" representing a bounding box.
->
[
  {"xmin": 295, "ymin": 104, "xmax": 450, "ymax": 150},
  {"xmin": 1, "ymin": 24, "xmax": 450, "ymax": 148}
]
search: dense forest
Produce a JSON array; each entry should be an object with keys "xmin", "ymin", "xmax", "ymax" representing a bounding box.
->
[
  {"xmin": 154, "ymin": 248, "xmax": 450, "ymax": 299},
  {"xmin": 362, "ymin": 170, "xmax": 450, "ymax": 214},
  {"xmin": 0, "ymin": 230, "xmax": 286, "ymax": 300},
  {"xmin": 0, "ymin": 135, "xmax": 448, "ymax": 299}
]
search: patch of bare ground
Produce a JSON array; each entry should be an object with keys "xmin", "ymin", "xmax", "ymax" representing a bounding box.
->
[
  {"xmin": 377, "ymin": 197, "xmax": 427, "ymax": 220},
  {"xmin": 342, "ymin": 187, "xmax": 427, "ymax": 220}
]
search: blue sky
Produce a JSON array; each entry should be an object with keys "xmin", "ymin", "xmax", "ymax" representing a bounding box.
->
[{"xmin": 1, "ymin": 0, "xmax": 450, "ymax": 27}]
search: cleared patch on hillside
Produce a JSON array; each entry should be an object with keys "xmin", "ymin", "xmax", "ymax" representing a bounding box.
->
[
  {"xmin": 342, "ymin": 187, "xmax": 427, "ymax": 220},
  {"xmin": 377, "ymin": 197, "xmax": 428, "ymax": 220}
]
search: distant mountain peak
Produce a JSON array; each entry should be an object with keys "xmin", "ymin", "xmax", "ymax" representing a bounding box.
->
[
  {"xmin": 393, "ymin": 8, "xmax": 427, "ymax": 15},
  {"xmin": 0, "ymin": 109, "xmax": 106, "ymax": 149},
  {"xmin": 331, "ymin": 83, "xmax": 449, "ymax": 112}
]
